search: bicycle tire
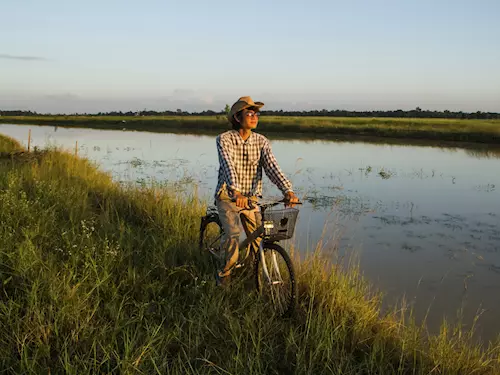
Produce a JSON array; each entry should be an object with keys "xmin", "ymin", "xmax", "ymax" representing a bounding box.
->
[
  {"xmin": 254, "ymin": 242, "xmax": 296, "ymax": 317},
  {"xmin": 199, "ymin": 215, "xmax": 223, "ymax": 254}
]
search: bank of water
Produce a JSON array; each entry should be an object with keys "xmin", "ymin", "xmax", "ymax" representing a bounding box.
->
[{"xmin": 2, "ymin": 123, "xmax": 500, "ymax": 344}]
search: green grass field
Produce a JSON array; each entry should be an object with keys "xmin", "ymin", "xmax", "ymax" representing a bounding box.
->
[
  {"xmin": 2, "ymin": 115, "xmax": 500, "ymax": 144},
  {"xmin": 1, "ymin": 132, "xmax": 499, "ymax": 374}
]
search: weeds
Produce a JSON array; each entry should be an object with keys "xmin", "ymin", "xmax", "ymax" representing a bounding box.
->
[{"xmin": 1, "ymin": 133, "xmax": 499, "ymax": 374}]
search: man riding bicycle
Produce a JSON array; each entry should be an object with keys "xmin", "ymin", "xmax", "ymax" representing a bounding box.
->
[{"xmin": 215, "ymin": 96, "xmax": 299, "ymax": 285}]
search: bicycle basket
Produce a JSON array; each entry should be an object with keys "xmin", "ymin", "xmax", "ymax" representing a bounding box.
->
[{"xmin": 262, "ymin": 207, "xmax": 299, "ymax": 241}]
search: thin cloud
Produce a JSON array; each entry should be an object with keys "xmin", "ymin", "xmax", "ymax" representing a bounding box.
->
[{"xmin": 0, "ymin": 53, "xmax": 47, "ymax": 61}]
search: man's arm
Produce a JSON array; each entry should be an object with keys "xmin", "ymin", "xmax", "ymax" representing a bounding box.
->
[
  {"xmin": 216, "ymin": 135, "xmax": 240, "ymax": 193},
  {"xmin": 261, "ymin": 140, "xmax": 293, "ymax": 194}
]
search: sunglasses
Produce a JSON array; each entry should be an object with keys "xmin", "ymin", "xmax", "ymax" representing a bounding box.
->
[{"xmin": 244, "ymin": 111, "xmax": 260, "ymax": 118}]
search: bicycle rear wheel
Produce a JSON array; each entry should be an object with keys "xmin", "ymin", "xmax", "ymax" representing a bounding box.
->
[
  {"xmin": 199, "ymin": 216, "xmax": 224, "ymax": 261},
  {"xmin": 254, "ymin": 243, "xmax": 296, "ymax": 317}
]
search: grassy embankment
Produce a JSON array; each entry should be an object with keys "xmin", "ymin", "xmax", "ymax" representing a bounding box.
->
[
  {"xmin": 2, "ymin": 115, "xmax": 500, "ymax": 144},
  {"xmin": 1, "ymin": 132, "xmax": 499, "ymax": 374}
]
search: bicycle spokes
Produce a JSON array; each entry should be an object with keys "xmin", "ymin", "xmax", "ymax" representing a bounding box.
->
[
  {"xmin": 256, "ymin": 245, "xmax": 295, "ymax": 316},
  {"xmin": 202, "ymin": 221, "xmax": 223, "ymax": 252},
  {"xmin": 270, "ymin": 251, "xmax": 283, "ymax": 283}
]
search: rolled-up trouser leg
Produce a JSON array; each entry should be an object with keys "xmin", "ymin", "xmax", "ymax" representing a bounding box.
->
[{"xmin": 216, "ymin": 194, "xmax": 241, "ymax": 277}]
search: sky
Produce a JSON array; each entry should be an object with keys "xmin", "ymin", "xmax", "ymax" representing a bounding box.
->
[{"xmin": 1, "ymin": 0, "xmax": 500, "ymax": 113}]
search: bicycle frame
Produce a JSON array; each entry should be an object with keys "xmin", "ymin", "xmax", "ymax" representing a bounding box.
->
[
  {"xmin": 201, "ymin": 199, "xmax": 299, "ymax": 316},
  {"xmin": 232, "ymin": 208, "xmax": 284, "ymax": 285},
  {"xmin": 202, "ymin": 199, "xmax": 297, "ymax": 284}
]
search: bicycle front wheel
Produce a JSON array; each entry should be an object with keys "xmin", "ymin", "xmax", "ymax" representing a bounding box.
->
[{"xmin": 254, "ymin": 243, "xmax": 296, "ymax": 317}]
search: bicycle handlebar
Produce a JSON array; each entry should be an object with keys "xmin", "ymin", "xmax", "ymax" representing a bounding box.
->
[{"xmin": 233, "ymin": 197, "xmax": 302, "ymax": 211}]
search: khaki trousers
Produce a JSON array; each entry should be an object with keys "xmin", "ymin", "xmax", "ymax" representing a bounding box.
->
[{"xmin": 216, "ymin": 191, "xmax": 262, "ymax": 277}]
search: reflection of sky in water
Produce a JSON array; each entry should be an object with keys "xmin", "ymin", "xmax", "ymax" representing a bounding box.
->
[{"xmin": 2, "ymin": 124, "xmax": 500, "ymax": 343}]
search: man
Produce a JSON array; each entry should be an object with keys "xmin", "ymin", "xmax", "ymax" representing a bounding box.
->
[{"xmin": 215, "ymin": 96, "xmax": 299, "ymax": 285}]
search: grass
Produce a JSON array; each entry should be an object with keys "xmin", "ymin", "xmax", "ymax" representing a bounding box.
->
[
  {"xmin": 2, "ymin": 115, "xmax": 500, "ymax": 145},
  {"xmin": 1, "ymin": 132, "xmax": 499, "ymax": 374}
]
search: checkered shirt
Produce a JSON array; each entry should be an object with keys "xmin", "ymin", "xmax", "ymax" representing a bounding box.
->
[{"xmin": 215, "ymin": 130, "xmax": 293, "ymax": 198}]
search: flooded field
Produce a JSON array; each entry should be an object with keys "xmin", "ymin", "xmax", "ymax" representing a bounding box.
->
[{"xmin": 2, "ymin": 123, "xmax": 500, "ymax": 343}]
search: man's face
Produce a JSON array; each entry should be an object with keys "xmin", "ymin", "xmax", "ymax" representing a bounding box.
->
[{"xmin": 239, "ymin": 109, "xmax": 260, "ymax": 130}]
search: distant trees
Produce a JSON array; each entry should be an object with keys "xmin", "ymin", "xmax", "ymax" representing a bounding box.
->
[
  {"xmin": 1, "ymin": 107, "xmax": 499, "ymax": 120},
  {"xmin": 0, "ymin": 110, "xmax": 38, "ymax": 116}
]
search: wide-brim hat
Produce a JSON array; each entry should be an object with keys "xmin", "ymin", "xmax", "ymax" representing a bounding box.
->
[{"xmin": 228, "ymin": 96, "xmax": 264, "ymax": 126}]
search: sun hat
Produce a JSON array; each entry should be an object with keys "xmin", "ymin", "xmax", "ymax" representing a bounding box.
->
[{"xmin": 227, "ymin": 96, "xmax": 264, "ymax": 127}]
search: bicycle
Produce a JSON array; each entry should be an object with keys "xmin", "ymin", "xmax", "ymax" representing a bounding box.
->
[{"xmin": 199, "ymin": 198, "xmax": 300, "ymax": 317}]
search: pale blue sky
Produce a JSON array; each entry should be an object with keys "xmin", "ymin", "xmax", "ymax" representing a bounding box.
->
[{"xmin": 1, "ymin": 0, "xmax": 499, "ymax": 113}]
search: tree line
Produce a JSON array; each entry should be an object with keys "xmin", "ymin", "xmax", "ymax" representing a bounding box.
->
[{"xmin": 1, "ymin": 107, "xmax": 499, "ymax": 120}]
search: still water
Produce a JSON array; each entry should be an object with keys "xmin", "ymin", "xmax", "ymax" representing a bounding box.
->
[{"xmin": 2, "ymin": 124, "xmax": 500, "ymax": 343}]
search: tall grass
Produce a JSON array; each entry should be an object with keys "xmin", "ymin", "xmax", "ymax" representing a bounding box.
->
[
  {"xmin": 1, "ymin": 133, "xmax": 499, "ymax": 374},
  {"xmin": 2, "ymin": 115, "xmax": 500, "ymax": 144},
  {"xmin": 0, "ymin": 133, "xmax": 23, "ymax": 153}
]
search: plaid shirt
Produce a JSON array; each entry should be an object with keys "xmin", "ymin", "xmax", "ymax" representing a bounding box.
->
[{"xmin": 215, "ymin": 130, "xmax": 293, "ymax": 198}]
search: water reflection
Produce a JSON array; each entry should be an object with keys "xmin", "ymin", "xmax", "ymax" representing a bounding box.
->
[
  {"xmin": 169, "ymin": 127, "xmax": 500, "ymax": 160},
  {"xmin": 464, "ymin": 148, "xmax": 500, "ymax": 159},
  {"xmin": 6, "ymin": 122, "xmax": 500, "ymax": 159},
  {"xmin": 273, "ymin": 136, "xmax": 500, "ymax": 159}
]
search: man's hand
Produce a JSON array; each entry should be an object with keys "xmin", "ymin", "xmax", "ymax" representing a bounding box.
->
[
  {"xmin": 233, "ymin": 191, "xmax": 250, "ymax": 209},
  {"xmin": 284, "ymin": 191, "xmax": 299, "ymax": 207}
]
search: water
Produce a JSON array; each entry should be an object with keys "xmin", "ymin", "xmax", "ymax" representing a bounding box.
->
[{"xmin": 2, "ymin": 124, "xmax": 500, "ymax": 343}]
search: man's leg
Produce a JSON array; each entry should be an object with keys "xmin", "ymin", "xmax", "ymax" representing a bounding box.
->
[
  {"xmin": 215, "ymin": 193, "xmax": 241, "ymax": 278},
  {"xmin": 240, "ymin": 204, "xmax": 262, "ymax": 257}
]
